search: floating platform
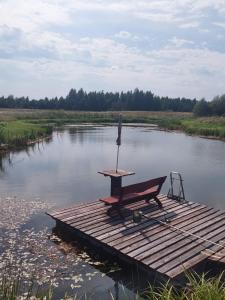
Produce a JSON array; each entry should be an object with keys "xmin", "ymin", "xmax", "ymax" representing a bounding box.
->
[{"xmin": 47, "ymin": 195, "xmax": 225, "ymax": 283}]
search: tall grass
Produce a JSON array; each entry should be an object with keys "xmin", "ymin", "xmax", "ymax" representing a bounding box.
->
[
  {"xmin": 0, "ymin": 272, "xmax": 224, "ymax": 299},
  {"xmin": 0, "ymin": 121, "xmax": 52, "ymax": 148},
  {"xmin": 180, "ymin": 119, "xmax": 225, "ymax": 138},
  {"xmin": 0, "ymin": 274, "xmax": 53, "ymax": 300},
  {"xmin": 1, "ymin": 109, "xmax": 225, "ymax": 145},
  {"xmin": 145, "ymin": 272, "xmax": 225, "ymax": 300}
]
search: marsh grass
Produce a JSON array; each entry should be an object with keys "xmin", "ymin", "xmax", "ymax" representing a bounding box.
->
[
  {"xmin": 0, "ymin": 121, "xmax": 52, "ymax": 148},
  {"xmin": 1, "ymin": 109, "xmax": 225, "ymax": 148}
]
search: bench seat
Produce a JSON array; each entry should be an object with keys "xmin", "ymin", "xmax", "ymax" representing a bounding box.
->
[
  {"xmin": 100, "ymin": 186, "xmax": 158, "ymax": 205},
  {"xmin": 99, "ymin": 176, "xmax": 167, "ymax": 217}
]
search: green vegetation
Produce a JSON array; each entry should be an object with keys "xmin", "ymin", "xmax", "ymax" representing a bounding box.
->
[
  {"xmin": 0, "ymin": 120, "xmax": 52, "ymax": 149},
  {"xmin": 145, "ymin": 273, "xmax": 225, "ymax": 300},
  {"xmin": 155, "ymin": 115, "xmax": 225, "ymax": 139},
  {"xmin": 1, "ymin": 109, "xmax": 225, "ymax": 150},
  {"xmin": 0, "ymin": 272, "xmax": 224, "ymax": 299}
]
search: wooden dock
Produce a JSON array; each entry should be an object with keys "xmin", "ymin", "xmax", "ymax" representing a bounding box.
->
[{"xmin": 48, "ymin": 195, "xmax": 225, "ymax": 283}]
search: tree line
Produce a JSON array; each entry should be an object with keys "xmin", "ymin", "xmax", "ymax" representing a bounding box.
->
[
  {"xmin": 0, "ymin": 88, "xmax": 196, "ymax": 112},
  {"xmin": 1, "ymin": 88, "xmax": 225, "ymax": 116},
  {"xmin": 193, "ymin": 95, "xmax": 225, "ymax": 116}
]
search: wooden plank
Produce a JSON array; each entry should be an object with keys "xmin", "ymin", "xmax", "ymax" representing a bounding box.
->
[
  {"xmin": 91, "ymin": 202, "xmax": 178, "ymax": 242},
  {"xmin": 88, "ymin": 201, "xmax": 197, "ymax": 239},
  {"xmin": 129, "ymin": 209, "xmax": 223, "ymax": 259},
  {"xmin": 54, "ymin": 202, "xmax": 104, "ymax": 221},
  {"xmin": 103, "ymin": 203, "xmax": 204, "ymax": 247},
  {"xmin": 132, "ymin": 209, "xmax": 223, "ymax": 261},
  {"xmin": 98, "ymin": 203, "xmax": 204, "ymax": 243},
  {"xmin": 114, "ymin": 205, "xmax": 212, "ymax": 251},
  {"xmin": 84, "ymin": 197, "xmax": 176, "ymax": 236},
  {"xmin": 47, "ymin": 195, "xmax": 225, "ymax": 282},
  {"xmin": 50, "ymin": 200, "xmax": 101, "ymax": 217},
  {"xmin": 68, "ymin": 198, "xmax": 164, "ymax": 224},
  {"xmin": 207, "ymin": 247, "xmax": 225, "ymax": 262},
  {"xmin": 66, "ymin": 198, "xmax": 168, "ymax": 229},
  {"xmin": 150, "ymin": 218, "xmax": 225, "ymax": 270},
  {"xmin": 66, "ymin": 196, "xmax": 173, "ymax": 233},
  {"xmin": 65, "ymin": 194, "xmax": 168, "ymax": 224},
  {"xmin": 165, "ymin": 226, "xmax": 225, "ymax": 278},
  {"xmin": 98, "ymin": 169, "xmax": 135, "ymax": 177}
]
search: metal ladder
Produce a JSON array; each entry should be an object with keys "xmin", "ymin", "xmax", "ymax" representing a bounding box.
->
[{"xmin": 167, "ymin": 171, "xmax": 186, "ymax": 203}]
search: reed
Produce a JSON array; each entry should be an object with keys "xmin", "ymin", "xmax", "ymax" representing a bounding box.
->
[
  {"xmin": 144, "ymin": 272, "xmax": 225, "ymax": 300},
  {"xmin": 0, "ymin": 275, "xmax": 53, "ymax": 300},
  {"xmin": 0, "ymin": 272, "xmax": 224, "ymax": 299},
  {"xmin": 1, "ymin": 109, "xmax": 225, "ymax": 147},
  {"xmin": 0, "ymin": 121, "xmax": 52, "ymax": 149}
]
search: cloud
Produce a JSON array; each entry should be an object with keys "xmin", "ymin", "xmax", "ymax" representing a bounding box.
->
[
  {"xmin": 0, "ymin": 0, "xmax": 71, "ymax": 32},
  {"xmin": 1, "ymin": 36, "xmax": 224, "ymax": 100},
  {"xmin": 0, "ymin": 0, "xmax": 225, "ymax": 100},
  {"xmin": 114, "ymin": 31, "xmax": 141, "ymax": 42},
  {"xmin": 115, "ymin": 31, "xmax": 133, "ymax": 39},
  {"xmin": 179, "ymin": 21, "xmax": 200, "ymax": 28},
  {"xmin": 213, "ymin": 22, "xmax": 225, "ymax": 29},
  {"xmin": 168, "ymin": 37, "xmax": 194, "ymax": 48}
]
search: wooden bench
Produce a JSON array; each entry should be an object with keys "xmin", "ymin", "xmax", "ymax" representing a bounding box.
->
[{"xmin": 99, "ymin": 176, "xmax": 167, "ymax": 217}]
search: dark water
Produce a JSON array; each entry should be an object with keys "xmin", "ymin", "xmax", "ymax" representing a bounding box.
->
[{"xmin": 1, "ymin": 125, "xmax": 225, "ymax": 298}]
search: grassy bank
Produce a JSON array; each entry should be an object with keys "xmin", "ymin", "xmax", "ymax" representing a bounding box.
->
[
  {"xmin": 1, "ymin": 109, "xmax": 225, "ymax": 149},
  {"xmin": 0, "ymin": 120, "xmax": 52, "ymax": 149}
]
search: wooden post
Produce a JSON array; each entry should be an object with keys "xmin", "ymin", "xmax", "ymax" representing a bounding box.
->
[
  {"xmin": 110, "ymin": 176, "xmax": 122, "ymax": 196},
  {"xmin": 98, "ymin": 169, "xmax": 135, "ymax": 196}
]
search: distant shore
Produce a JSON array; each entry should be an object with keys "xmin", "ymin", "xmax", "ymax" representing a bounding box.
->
[{"xmin": 0, "ymin": 109, "xmax": 225, "ymax": 151}]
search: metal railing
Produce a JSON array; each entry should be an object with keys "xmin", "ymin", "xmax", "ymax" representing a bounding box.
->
[{"xmin": 167, "ymin": 171, "xmax": 186, "ymax": 203}]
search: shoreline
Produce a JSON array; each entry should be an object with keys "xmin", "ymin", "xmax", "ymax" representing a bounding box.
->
[
  {"xmin": 0, "ymin": 134, "xmax": 52, "ymax": 153},
  {"xmin": 1, "ymin": 109, "xmax": 225, "ymax": 152},
  {"xmin": 1, "ymin": 121, "xmax": 225, "ymax": 153}
]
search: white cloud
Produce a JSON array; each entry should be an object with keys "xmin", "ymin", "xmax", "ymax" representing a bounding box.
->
[
  {"xmin": 1, "ymin": 36, "xmax": 225, "ymax": 100},
  {"xmin": 0, "ymin": 0, "xmax": 225, "ymax": 99},
  {"xmin": 0, "ymin": 0, "xmax": 71, "ymax": 32},
  {"xmin": 114, "ymin": 31, "xmax": 140, "ymax": 41},
  {"xmin": 179, "ymin": 21, "xmax": 200, "ymax": 28},
  {"xmin": 115, "ymin": 31, "xmax": 132, "ymax": 39},
  {"xmin": 168, "ymin": 37, "xmax": 194, "ymax": 48},
  {"xmin": 213, "ymin": 22, "xmax": 225, "ymax": 29}
]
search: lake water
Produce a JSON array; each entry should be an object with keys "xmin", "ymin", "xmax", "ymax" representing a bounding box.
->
[{"xmin": 1, "ymin": 125, "xmax": 225, "ymax": 298}]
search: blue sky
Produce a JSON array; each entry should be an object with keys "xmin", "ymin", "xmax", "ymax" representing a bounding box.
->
[{"xmin": 0, "ymin": 0, "xmax": 225, "ymax": 100}]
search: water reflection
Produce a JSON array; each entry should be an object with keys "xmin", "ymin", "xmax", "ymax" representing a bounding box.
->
[
  {"xmin": 0, "ymin": 151, "xmax": 13, "ymax": 173},
  {"xmin": 0, "ymin": 126, "xmax": 225, "ymax": 210},
  {"xmin": 0, "ymin": 136, "xmax": 53, "ymax": 174},
  {"xmin": 68, "ymin": 126, "xmax": 101, "ymax": 144}
]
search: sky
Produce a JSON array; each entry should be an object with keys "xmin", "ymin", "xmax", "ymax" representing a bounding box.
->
[{"xmin": 0, "ymin": 0, "xmax": 225, "ymax": 100}]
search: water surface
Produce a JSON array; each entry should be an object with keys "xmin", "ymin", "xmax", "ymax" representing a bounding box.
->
[
  {"xmin": 1, "ymin": 125, "xmax": 225, "ymax": 209},
  {"xmin": 1, "ymin": 125, "xmax": 225, "ymax": 298}
]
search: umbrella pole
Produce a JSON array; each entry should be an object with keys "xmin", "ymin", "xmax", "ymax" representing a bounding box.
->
[{"xmin": 116, "ymin": 145, "xmax": 120, "ymax": 173}]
